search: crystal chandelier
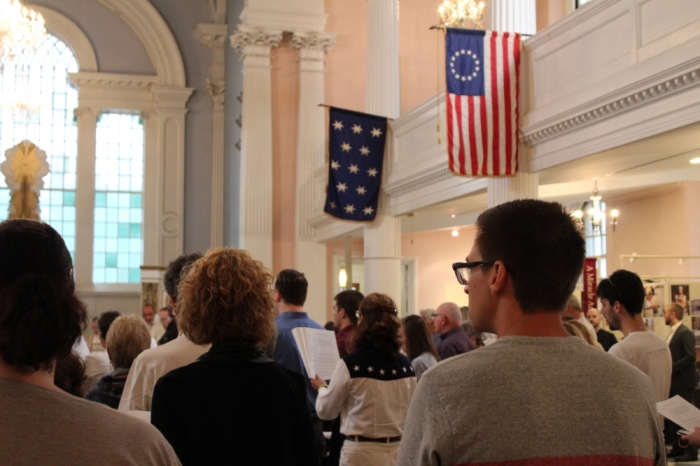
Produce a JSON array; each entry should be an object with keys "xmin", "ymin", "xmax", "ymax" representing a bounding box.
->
[
  {"xmin": 572, "ymin": 181, "xmax": 620, "ymax": 233},
  {"xmin": 0, "ymin": 0, "xmax": 46, "ymax": 64},
  {"xmin": 438, "ymin": 0, "xmax": 486, "ymax": 29},
  {"xmin": 0, "ymin": 66, "xmax": 42, "ymax": 122}
]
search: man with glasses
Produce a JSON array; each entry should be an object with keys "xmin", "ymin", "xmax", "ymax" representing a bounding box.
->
[
  {"xmin": 398, "ymin": 199, "xmax": 665, "ymax": 466},
  {"xmin": 433, "ymin": 302, "xmax": 474, "ymax": 359}
]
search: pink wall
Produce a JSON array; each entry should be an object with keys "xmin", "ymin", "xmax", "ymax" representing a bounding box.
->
[
  {"xmin": 606, "ymin": 183, "xmax": 690, "ymax": 278},
  {"xmin": 271, "ymin": 42, "xmax": 299, "ymax": 273},
  {"xmin": 402, "ymin": 226, "xmax": 477, "ymax": 311},
  {"xmin": 325, "ymin": 0, "xmax": 367, "ymax": 112}
]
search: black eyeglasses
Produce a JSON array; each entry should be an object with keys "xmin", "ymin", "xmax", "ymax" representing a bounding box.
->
[{"xmin": 452, "ymin": 261, "xmax": 495, "ymax": 285}]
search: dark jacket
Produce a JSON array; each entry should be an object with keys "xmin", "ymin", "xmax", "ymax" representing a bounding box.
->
[
  {"xmin": 151, "ymin": 342, "xmax": 319, "ymax": 466},
  {"xmin": 669, "ymin": 323, "xmax": 697, "ymax": 390},
  {"xmin": 437, "ymin": 327, "xmax": 475, "ymax": 360}
]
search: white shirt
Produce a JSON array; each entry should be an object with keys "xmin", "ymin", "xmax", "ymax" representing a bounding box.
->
[
  {"xmin": 118, "ymin": 335, "xmax": 210, "ymax": 412},
  {"xmin": 72, "ymin": 336, "xmax": 90, "ymax": 362},
  {"xmin": 609, "ymin": 330, "xmax": 671, "ymax": 424},
  {"xmin": 149, "ymin": 322, "xmax": 166, "ymax": 342},
  {"xmin": 316, "ymin": 354, "xmax": 416, "ymax": 438},
  {"xmin": 578, "ymin": 315, "xmax": 597, "ymax": 343},
  {"xmin": 83, "ymin": 350, "xmax": 111, "ymax": 393},
  {"xmin": 666, "ymin": 322, "xmax": 681, "ymax": 343}
]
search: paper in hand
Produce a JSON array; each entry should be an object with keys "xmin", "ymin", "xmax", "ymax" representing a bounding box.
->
[
  {"xmin": 657, "ymin": 395, "xmax": 700, "ymax": 432},
  {"xmin": 292, "ymin": 327, "xmax": 340, "ymax": 380}
]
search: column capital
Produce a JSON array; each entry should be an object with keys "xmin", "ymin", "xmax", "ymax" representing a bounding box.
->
[
  {"xmin": 205, "ymin": 79, "xmax": 226, "ymax": 109},
  {"xmin": 290, "ymin": 32, "xmax": 336, "ymax": 54},
  {"xmin": 230, "ymin": 25, "xmax": 283, "ymax": 54},
  {"xmin": 196, "ymin": 23, "xmax": 228, "ymax": 50},
  {"xmin": 73, "ymin": 107, "xmax": 101, "ymax": 119}
]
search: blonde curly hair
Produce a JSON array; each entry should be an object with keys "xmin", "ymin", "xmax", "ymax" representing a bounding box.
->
[{"xmin": 177, "ymin": 248, "xmax": 275, "ymax": 346}]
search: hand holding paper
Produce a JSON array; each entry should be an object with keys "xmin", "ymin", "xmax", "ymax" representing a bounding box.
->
[
  {"xmin": 292, "ymin": 327, "xmax": 340, "ymax": 381},
  {"xmin": 656, "ymin": 396, "xmax": 700, "ymax": 432}
]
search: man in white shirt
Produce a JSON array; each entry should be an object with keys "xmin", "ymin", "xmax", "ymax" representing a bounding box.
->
[
  {"xmin": 563, "ymin": 294, "xmax": 597, "ymax": 343},
  {"xmin": 118, "ymin": 253, "xmax": 209, "ymax": 412},
  {"xmin": 143, "ymin": 302, "xmax": 165, "ymax": 342},
  {"xmin": 597, "ymin": 270, "xmax": 671, "ymax": 420}
]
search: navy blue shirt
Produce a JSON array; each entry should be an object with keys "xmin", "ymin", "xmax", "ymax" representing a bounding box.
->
[{"xmin": 273, "ymin": 311, "xmax": 323, "ymax": 416}]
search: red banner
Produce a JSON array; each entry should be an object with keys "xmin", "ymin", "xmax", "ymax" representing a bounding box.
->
[{"xmin": 582, "ymin": 258, "xmax": 597, "ymax": 312}]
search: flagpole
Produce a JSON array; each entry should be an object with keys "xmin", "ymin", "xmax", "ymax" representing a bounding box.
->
[{"xmin": 436, "ymin": 27, "xmax": 442, "ymax": 145}]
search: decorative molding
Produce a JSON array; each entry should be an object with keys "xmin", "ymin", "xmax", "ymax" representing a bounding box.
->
[
  {"xmin": 96, "ymin": 0, "xmax": 185, "ymax": 86},
  {"xmin": 196, "ymin": 23, "xmax": 228, "ymax": 49},
  {"xmin": 73, "ymin": 107, "xmax": 102, "ymax": 119},
  {"xmin": 235, "ymin": 139, "xmax": 241, "ymax": 151},
  {"xmin": 290, "ymin": 32, "xmax": 335, "ymax": 54},
  {"xmin": 151, "ymin": 85, "xmax": 195, "ymax": 109},
  {"xmin": 205, "ymin": 79, "xmax": 225, "ymax": 107},
  {"xmin": 522, "ymin": 67, "xmax": 700, "ymax": 146},
  {"xmin": 69, "ymin": 72, "xmax": 157, "ymax": 90},
  {"xmin": 384, "ymin": 167, "xmax": 454, "ymax": 197},
  {"xmin": 235, "ymin": 116, "xmax": 241, "ymax": 128},
  {"xmin": 241, "ymin": 8, "xmax": 328, "ymax": 33},
  {"xmin": 230, "ymin": 26, "xmax": 283, "ymax": 53}
]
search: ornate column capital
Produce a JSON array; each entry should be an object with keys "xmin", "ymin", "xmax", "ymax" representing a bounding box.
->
[
  {"xmin": 205, "ymin": 79, "xmax": 225, "ymax": 109},
  {"xmin": 73, "ymin": 107, "xmax": 102, "ymax": 119},
  {"xmin": 196, "ymin": 23, "xmax": 228, "ymax": 50},
  {"xmin": 230, "ymin": 26, "xmax": 283, "ymax": 54},
  {"xmin": 290, "ymin": 32, "xmax": 336, "ymax": 54}
]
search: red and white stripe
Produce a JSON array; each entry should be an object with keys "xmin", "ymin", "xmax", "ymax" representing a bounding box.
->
[{"xmin": 447, "ymin": 31, "xmax": 520, "ymax": 177}]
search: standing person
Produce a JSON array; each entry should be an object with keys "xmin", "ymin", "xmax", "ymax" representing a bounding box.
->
[
  {"xmin": 563, "ymin": 294, "xmax": 597, "ymax": 342},
  {"xmin": 83, "ymin": 310, "xmax": 120, "ymax": 392},
  {"xmin": 272, "ymin": 269, "xmax": 326, "ymax": 463},
  {"xmin": 0, "ymin": 219, "xmax": 179, "ymax": 465},
  {"xmin": 142, "ymin": 303, "xmax": 165, "ymax": 342},
  {"xmin": 598, "ymin": 269, "xmax": 672, "ymax": 423},
  {"xmin": 151, "ymin": 248, "xmax": 318, "ymax": 466},
  {"xmin": 157, "ymin": 306, "xmax": 177, "ymax": 345},
  {"xmin": 401, "ymin": 315, "xmax": 440, "ymax": 382},
  {"xmin": 398, "ymin": 200, "xmax": 665, "ymax": 466},
  {"xmin": 586, "ymin": 307, "xmax": 618, "ymax": 351},
  {"xmin": 119, "ymin": 253, "xmax": 209, "ymax": 412},
  {"xmin": 664, "ymin": 303, "xmax": 698, "ymax": 461},
  {"xmin": 433, "ymin": 302, "xmax": 475, "ymax": 359},
  {"xmin": 312, "ymin": 293, "xmax": 416, "ymax": 466},
  {"xmin": 85, "ymin": 314, "xmax": 151, "ymax": 409},
  {"xmin": 332, "ymin": 290, "xmax": 364, "ymax": 357}
]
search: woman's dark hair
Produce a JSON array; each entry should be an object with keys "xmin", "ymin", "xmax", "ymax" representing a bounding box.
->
[
  {"xmin": 0, "ymin": 219, "xmax": 87, "ymax": 374},
  {"xmin": 353, "ymin": 293, "xmax": 401, "ymax": 357},
  {"xmin": 54, "ymin": 352, "xmax": 86, "ymax": 397},
  {"xmin": 402, "ymin": 315, "xmax": 440, "ymax": 362}
]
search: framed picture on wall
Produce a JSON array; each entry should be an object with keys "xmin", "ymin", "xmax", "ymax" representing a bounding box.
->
[
  {"xmin": 671, "ymin": 284, "xmax": 690, "ymax": 315},
  {"xmin": 643, "ymin": 282, "xmax": 665, "ymax": 317},
  {"xmin": 691, "ymin": 299, "xmax": 700, "ymax": 316}
]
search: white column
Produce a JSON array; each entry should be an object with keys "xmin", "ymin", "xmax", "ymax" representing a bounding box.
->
[
  {"xmin": 230, "ymin": 26, "xmax": 282, "ymax": 270},
  {"xmin": 291, "ymin": 31, "xmax": 335, "ymax": 321},
  {"xmin": 197, "ymin": 22, "xmax": 228, "ymax": 248},
  {"xmin": 487, "ymin": 0, "xmax": 536, "ymax": 35},
  {"xmin": 486, "ymin": 0, "xmax": 537, "ymax": 207},
  {"xmin": 150, "ymin": 85, "xmax": 194, "ymax": 264},
  {"xmin": 364, "ymin": 0, "xmax": 402, "ymax": 304},
  {"xmin": 73, "ymin": 106, "xmax": 100, "ymax": 287}
]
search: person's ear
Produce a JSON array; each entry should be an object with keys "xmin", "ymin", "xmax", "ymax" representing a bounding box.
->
[{"xmin": 490, "ymin": 261, "xmax": 508, "ymax": 294}]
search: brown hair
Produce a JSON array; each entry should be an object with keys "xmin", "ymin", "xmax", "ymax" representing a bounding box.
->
[
  {"xmin": 353, "ymin": 293, "xmax": 401, "ymax": 357},
  {"xmin": 667, "ymin": 303, "xmax": 684, "ymax": 321},
  {"xmin": 178, "ymin": 248, "xmax": 275, "ymax": 346},
  {"xmin": 402, "ymin": 315, "xmax": 440, "ymax": 362},
  {"xmin": 106, "ymin": 314, "xmax": 151, "ymax": 369}
]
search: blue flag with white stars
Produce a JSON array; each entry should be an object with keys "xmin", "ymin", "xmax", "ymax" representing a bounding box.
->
[{"xmin": 324, "ymin": 107, "xmax": 387, "ymax": 222}]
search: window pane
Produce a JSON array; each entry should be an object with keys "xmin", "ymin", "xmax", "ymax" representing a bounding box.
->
[
  {"xmin": 0, "ymin": 35, "xmax": 78, "ymax": 259},
  {"xmin": 93, "ymin": 113, "xmax": 144, "ymax": 284}
]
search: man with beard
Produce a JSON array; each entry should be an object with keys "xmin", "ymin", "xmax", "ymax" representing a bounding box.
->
[
  {"xmin": 598, "ymin": 270, "xmax": 671, "ymax": 422},
  {"xmin": 585, "ymin": 307, "xmax": 618, "ymax": 351},
  {"xmin": 664, "ymin": 303, "xmax": 698, "ymax": 461}
]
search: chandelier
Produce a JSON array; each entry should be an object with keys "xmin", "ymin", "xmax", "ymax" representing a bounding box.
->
[
  {"xmin": 438, "ymin": 0, "xmax": 486, "ymax": 29},
  {"xmin": 572, "ymin": 181, "xmax": 620, "ymax": 233},
  {"xmin": 0, "ymin": 66, "xmax": 42, "ymax": 122},
  {"xmin": 0, "ymin": 0, "xmax": 46, "ymax": 64}
]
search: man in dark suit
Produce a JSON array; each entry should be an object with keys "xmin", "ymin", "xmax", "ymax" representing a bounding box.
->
[{"xmin": 665, "ymin": 302, "xmax": 698, "ymax": 461}]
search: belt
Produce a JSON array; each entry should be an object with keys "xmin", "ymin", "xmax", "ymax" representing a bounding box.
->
[{"xmin": 346, "ymin": 435, "xmax": 401, "ymax": 444}]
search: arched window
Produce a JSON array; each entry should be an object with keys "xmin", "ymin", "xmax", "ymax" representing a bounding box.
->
[{"xmin": 0, "ymin": 34, "xmax": 78, "ymax": 256}]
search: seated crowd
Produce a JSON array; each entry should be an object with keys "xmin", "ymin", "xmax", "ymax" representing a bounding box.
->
[{"xmin": 0, "ymin": 199, "xmax": 692, "ymax": 465}]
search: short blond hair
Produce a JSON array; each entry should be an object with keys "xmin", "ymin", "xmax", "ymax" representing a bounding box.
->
[
  {"xmin": 106, "ymin": 314, "xmax": 151, "ymax": 369},
  {"xmin": 177, "ymin": 248, "xmax": 275, "ymax": 346}
]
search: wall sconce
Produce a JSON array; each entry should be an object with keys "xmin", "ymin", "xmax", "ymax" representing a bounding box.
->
[
  {"xmin": 338, "ymin": 264, "xmax": 347, "ymax": 289},
  {"xmin": 451, "ymin": 228, "xmax": 459, "ymax": 237}
]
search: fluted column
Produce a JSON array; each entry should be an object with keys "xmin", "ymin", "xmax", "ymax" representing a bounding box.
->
[
  {"xmin": 230, "ymin": 26, "xmax": 282, "ymax": 270},
  {"xmin": 73, "ymin": 106, "xmax": 100, "ymax": 287},
  {"xmin": 486, "ymin": 0, "xmax": 537, "ymax": 207},
  {"xmin": 487, "ymin": 0, "xmax": 536, "ymax": 35},
  {"xmin": 197, "ymin": 22, "xmax": 228, "ymax": 248},
  {"xmin": 364, "ymin": 0, "xmax": 402, "ymax": 304},
  {"xmin": 292, "ymin": 31, "xmax": 335, "ymax": 321}
]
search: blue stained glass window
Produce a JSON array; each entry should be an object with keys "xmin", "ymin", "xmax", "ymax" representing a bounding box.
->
[
  {"xmin": 0, "ymin": 35, "xmax": 78, "ymax": 259},
  {"xmin": 92, "ymin": 113, "xmax": 144, "ymax": 283}
]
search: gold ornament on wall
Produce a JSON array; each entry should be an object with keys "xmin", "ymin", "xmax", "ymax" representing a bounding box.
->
[{"xmin": 1, "ymin": 140, "xmax": 49, "ymax": 220}]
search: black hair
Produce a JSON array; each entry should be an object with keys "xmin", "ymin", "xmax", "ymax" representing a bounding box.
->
[
  {"xmin": 97, "ymin": 310, "xmax": 121, "ymax": 339},
  {"xmin": 334, "ymin": 290, "xmax": 365, "ymax": 324},
  {"xmin": 274, "ymin": 269, "xmax": 308, "ymax": 306},
  {"xmin": 597, "ymin": 269, "xmax": 645, "ymax": 316},
  {"xmin": 164, "ymin": 252, "xmax": 203, "ymax": 301},
  {"xmin": 475, "ymin": 199, "xmax": 585, "ymax": 314}
]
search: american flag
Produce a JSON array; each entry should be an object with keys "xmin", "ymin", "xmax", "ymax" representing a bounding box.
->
[
  {"xmin": 445, "ymin": 28, "xmax": 521, "ymax": 177},
  {"xmin": 324, "ymin": 107, "xmax": 387, "ymax": 222}
]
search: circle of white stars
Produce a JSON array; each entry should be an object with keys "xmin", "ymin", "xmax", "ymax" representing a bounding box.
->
[{"xmin": 450, "ymin": 48, "xmax": 480, "ymax": 82}]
